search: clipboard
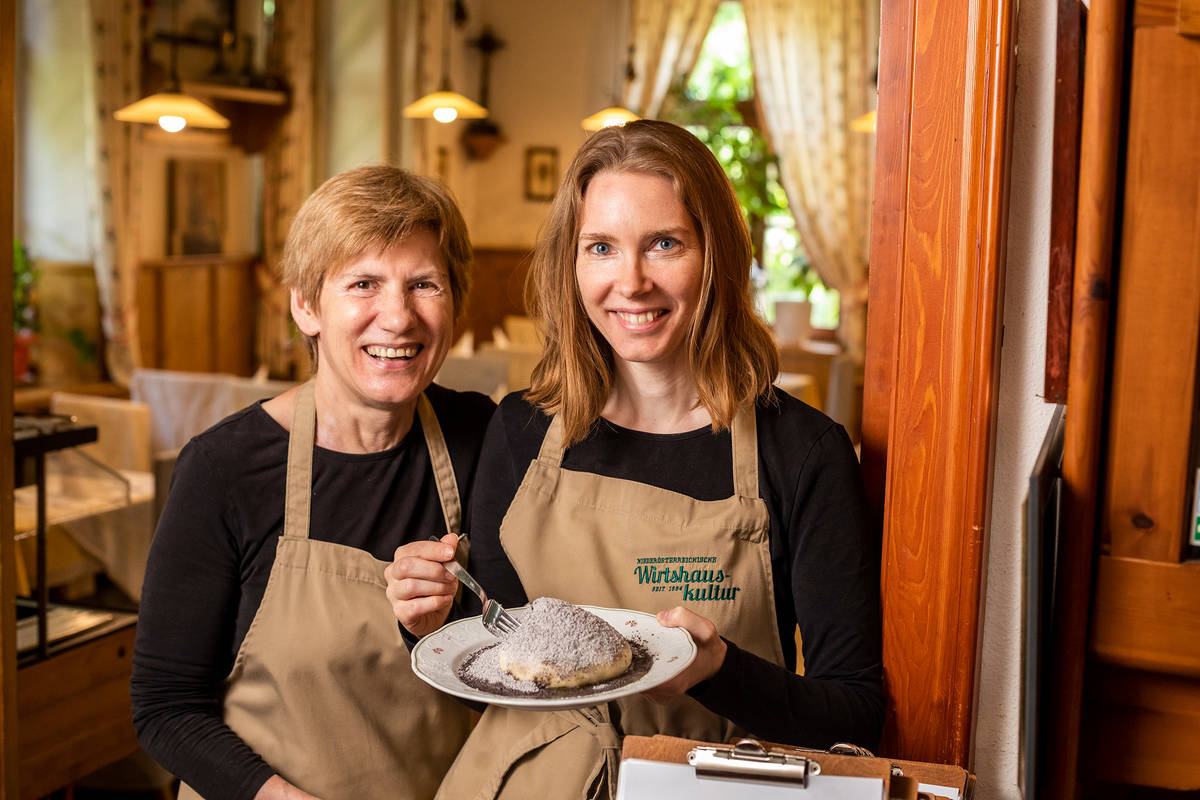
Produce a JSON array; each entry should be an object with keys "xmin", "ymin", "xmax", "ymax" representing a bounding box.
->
[{"xmin": 619, "ymin": 735, "xmax": 975, "ymax": 800}]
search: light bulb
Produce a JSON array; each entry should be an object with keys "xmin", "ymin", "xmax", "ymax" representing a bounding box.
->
[
  {"xmin": 432, "ymin": 106, "xmax": 459, "ymax": 123},
  {"xmin": 158, "ymin": 115, "xmax": 187, "ymax": 133}
]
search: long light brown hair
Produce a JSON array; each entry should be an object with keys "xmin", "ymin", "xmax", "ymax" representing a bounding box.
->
[
  {"xmin": 280, "ymin": 165, "xmax": 472, "ymax": 368},
  {"xmin": 525, "ymin": 120, "xmax": 779, "ymax": 445}
]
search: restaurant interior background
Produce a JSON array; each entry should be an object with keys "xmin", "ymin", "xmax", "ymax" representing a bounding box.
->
[{"xmin": 5, "ymin": 0, "xmax": 1200, "ymax": 798}]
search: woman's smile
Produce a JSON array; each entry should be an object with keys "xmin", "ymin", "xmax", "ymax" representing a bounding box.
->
[
  {"xmin": 575, "ymin": 170, "xmax": 704, "ymax": 373},
  {"xmin": 291, "ymin": 229, "xmax": 454, "ymax": 414}
]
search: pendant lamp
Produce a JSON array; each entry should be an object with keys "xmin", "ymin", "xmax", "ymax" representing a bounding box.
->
[
  {"xmin": 581, "ymin": 41, "xmax": 639, "ymax": 131},
  {"xmin": 114, "ymin": 2, "xmax": 230, "ymax": 132},
  {"xmin": 850, "ymin": 109, "xmax": 877, "ymax": 134},
  {"xmin": 582, "ymin": 106, "xmax": 640, "ymax": 132},
  {"xmin": 405, "ymin": 0, "xmax": 487, "ymax": 123}
]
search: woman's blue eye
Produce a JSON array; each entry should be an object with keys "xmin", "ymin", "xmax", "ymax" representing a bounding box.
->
[
  {"xmin": 590, "ymin": 242, "xmax": 611, "ymax": 255},
  {"xmin": 655, "ymin": 238, "xmax": 677, "ymax": 251}
]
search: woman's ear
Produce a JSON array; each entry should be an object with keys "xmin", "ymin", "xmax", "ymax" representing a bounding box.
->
[{"xmin": 291, "ymin": 287, "xmax": 321, "ymax": 337}]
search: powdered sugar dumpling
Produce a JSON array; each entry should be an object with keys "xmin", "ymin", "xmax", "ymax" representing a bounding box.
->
[{"xmin": 497, "ymin": 597, "xmax": 633, "ymax": 688}]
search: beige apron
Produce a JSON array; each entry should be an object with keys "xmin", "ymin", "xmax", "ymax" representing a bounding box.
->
[
  {"xmin": 180, "ymin": 382, "xmax": 474, "ymax": 800},
  {"xmin": 436, "ymin": 405, "xmax": 786, "ymax": 800}
]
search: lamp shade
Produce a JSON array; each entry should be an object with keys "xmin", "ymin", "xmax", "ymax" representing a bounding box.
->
[
  {"xmin": 581, "ymin": 106, "xmax": 640, "ymax": 132},
  {"xmin": 851, "ymin": 109, "xmax": 877, "ymax": 133},
  {"xmin": 114, "ymin": 91, "xmax": 231, "ymax": 130},
  {"xmin": 403, "ymin": 90, "xmax": 488, "ymax": 123}
]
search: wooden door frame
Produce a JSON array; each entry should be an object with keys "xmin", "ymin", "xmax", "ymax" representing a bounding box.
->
[
  {"xmin": 863, "ymin": 0, "xmax": 1018, "ymax": 765},
  {"xmin": 0, "ymin": 0, "xmax": 1020, "ymax": 784},
  {"xmin": 2, "ymin": 0, "xmax": 19, "ymax": 794}
]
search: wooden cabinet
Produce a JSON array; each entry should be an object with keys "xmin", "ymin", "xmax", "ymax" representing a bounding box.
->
[
  {"xmin": 138, "ymin": 255, "xmax": 258, "ymax": 376},
  {"xmin": 16, "ymin": 621, "xmax": 138, "ymax": 800}
]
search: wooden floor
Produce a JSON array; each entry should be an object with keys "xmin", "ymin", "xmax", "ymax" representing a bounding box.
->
[
  {"xmin": 1080, "ymin": 782, "xmax": 1200, "ymax": 799},
  {"xmin": 41, "ymin": 788, "xmax": 175, "ymax": 800}
]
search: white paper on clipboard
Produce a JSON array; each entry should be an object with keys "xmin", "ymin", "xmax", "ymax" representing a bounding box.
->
[
  {"xmin": 917, "ymin": 783, "xmax": 961, "ymax": 799},
  {"xmin": 616, "ymin": 759, "xmax": 885, "ymax": 800}
]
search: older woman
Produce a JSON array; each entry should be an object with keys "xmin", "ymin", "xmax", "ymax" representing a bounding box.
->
[
  {"xmin": 389, "ymin": 121, "xmax": 883, "ymax": 799},
  {"xmin": 132, "ymin": 166, "xmax": 494, "ymax": 800}
]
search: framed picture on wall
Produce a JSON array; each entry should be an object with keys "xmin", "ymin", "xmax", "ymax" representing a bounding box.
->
[
  {"xmin": 167, "ymin": 158, "xmax": 227, "ymax": 256},
  {"xmin": 524, "ymin": 147, "xmax": 558, "ymax": 202}
]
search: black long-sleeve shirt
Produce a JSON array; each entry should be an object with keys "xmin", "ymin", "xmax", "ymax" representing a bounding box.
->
[
  {"xmin": 468, "ymin": 388, "xmax": 884, "ymax": 749},
  {"xmin": 131, "ymin": 385, "xmax": 494, "ymax": 800}
]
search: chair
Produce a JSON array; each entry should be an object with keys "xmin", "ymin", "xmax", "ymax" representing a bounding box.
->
[
  {"xmin": 34, "ymin": 393, "xmax": 161, "ymax": 602},
  {"xmin": 437, "ymin": 353, "xmax": 511, "ymax": 401},
  {"xmin": 775, "ymin": 372, "xmax": 822, "ymax": 411},
  {"xmin": 50, "ymin": 392, "xmax": 152, "ymax": 473},
  {"xmin": 502, "ymin": 315, "xmax": 542, "ymax": 349},
  {"xmin": 129, "ymin": 368, "xmax": 296, "ymax": 453}
]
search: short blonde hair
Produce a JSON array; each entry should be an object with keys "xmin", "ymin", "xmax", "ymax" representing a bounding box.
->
[
  {"xmin": 280, "ymin": 165, "xmax": 472, "ymax": 366},
  {"xmin": 525, "ymin": 120, "xmax": 779, "ymax": 445}
]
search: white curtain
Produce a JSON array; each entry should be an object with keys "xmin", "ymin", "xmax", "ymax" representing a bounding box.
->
[
  {"xmin": 624, "ymin": 0, "xmax": 720, "ymax": 119},
  {"xmin": 743, "ymin": 0, "xmax": 879, "ymax": 360},
  {"xmin": 86, "ymin": 0, "xmax": 144, "ymax": 386}
]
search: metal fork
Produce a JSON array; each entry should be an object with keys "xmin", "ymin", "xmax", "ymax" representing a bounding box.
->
[{"xmin": 429, "ymin": 536, "xmax": 520, "ymax": 637}]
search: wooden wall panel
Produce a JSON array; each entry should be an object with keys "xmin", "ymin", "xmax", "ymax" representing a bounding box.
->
[
  {"xmin": 214, "ymin": 261, "xmax": 256, "ymax": 375},
  {"xmin": 1103, "ymin": 26, "xmax": 1200, "ymax": 562},
  {"xmin": 140, "ymin": 256, "xmax": 258, "ymax": 375},
  {"xmin": 862, "ymin": 0, "xmax": 1017, "ymax": 766},
  {"xmin": 1079, "ymin": 664, "xmax": 1200, "ymax": 790},
  {"xmin": 1134, "ymin": 0, "xmax": 1181, "ymax": 27},
  {"xmin": 1091, "ymin": 557, "xmax": 1200, "ymax": 677},
  {"xmin": 137, "ymin": 264, "xmax": 159, "ymax": 369},
  {"xmin": 462, "ymin": 248, "xmax": 532, "ymax": 345},
  {"xmin": 1183, "ymin": 0, "xmax": 1200, "ymax": 34},
  {"xmin": 162, "ymin": 266, "xmax": 214, "ymax": 371}
]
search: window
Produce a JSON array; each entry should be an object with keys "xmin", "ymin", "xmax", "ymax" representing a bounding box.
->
[{"xmin": 666, "ymin": 1, "xmax": 838, "ymax": 329}]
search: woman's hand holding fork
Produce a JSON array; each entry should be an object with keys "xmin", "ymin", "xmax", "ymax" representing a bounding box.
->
[{"xmin": 385, "ymin": 533, "xmax": 460, "ymax": 637}]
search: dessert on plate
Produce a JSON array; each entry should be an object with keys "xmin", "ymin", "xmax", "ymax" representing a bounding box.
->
[{"xmin": 496, "ymin": 597, "xmax": 633, "ymax": 688}]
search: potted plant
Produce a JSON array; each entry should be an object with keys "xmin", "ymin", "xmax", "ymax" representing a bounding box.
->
[{"xmin": 13, "ymin": 238, "xmax": 39, "ymax": 383}]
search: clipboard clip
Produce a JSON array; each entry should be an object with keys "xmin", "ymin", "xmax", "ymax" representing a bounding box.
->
[{"xmin": 687, "ymin": 738, "xmax": 821, "ymax": 786}]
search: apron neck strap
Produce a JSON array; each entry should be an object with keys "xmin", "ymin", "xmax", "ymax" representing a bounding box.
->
[
  {"xmin": 284, "ymin": 383, "xmax": 464, "ymax": 539},
  {"xmin": 730, "ymin": 402, "xmax": 759, "ymax": 499},
  {"xmin": 284, "ymin": 381, "xmax": 317, "ymax": 539},
  {"xmin": 417, "ymin": 393, "xmax": 463, "ymax": 535},
  {"xmin": 538, "ymin": 403, "xmax": 761, "ymax": 499},
  {"xmin": 537, "ymin": 412, "xmax": 567, "ymax": 468}
]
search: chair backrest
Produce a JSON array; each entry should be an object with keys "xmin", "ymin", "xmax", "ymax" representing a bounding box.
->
[
  {"xmin": 502, "ymin": 315, "xmax": 542, "ymax": 350},
  {"xmin": 129, "ymin": 368, "xmax": 296, "ymax": 452},
  {"xmin": 49, "ymin": 392, "xmax": 153, "ymax": 473},
  {"xmin": 436, "ymin": 353, "xmax": 510, "ymax": 401}
]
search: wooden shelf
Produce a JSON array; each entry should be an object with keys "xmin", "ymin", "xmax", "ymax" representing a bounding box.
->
[{"xmin": 181, "ymin": 81, "xmax": 287, "ymax": 106}]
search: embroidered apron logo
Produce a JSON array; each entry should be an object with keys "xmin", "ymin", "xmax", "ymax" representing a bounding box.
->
[{"xmin": 633, "ymin": 556, "xmax": 742, "ymax": 601}]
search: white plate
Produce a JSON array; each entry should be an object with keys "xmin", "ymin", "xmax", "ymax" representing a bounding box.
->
[{"xmin": 411, "ymin": 604, "xmax": 697, "ymax": 711}]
